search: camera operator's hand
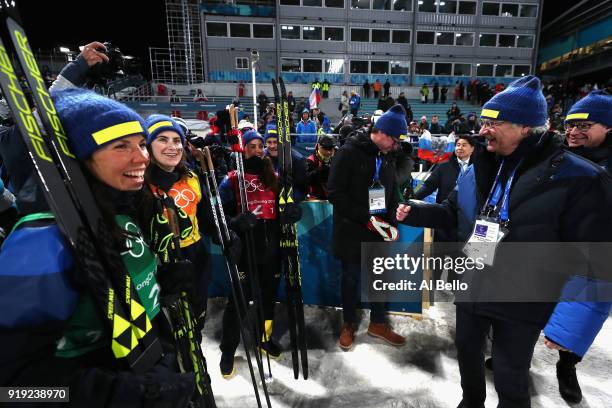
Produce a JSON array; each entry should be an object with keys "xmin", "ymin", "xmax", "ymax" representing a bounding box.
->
[{"xmin": 79, "ymin": 41, "xmax": 109, "ymax": 67}]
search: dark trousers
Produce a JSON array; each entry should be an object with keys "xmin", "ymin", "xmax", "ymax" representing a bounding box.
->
[
  {"xmin": 341, "ymin": 260, "xmax": 386, "ymax": 324},
  {"xmin": 183, "ymin": 240, "xmax": 212, "ymax": 324},
  {"xmin": 455, "ymin": 307, "xmax": 541, "ymax": 408},
  {"xmin": 220, "ymin": 258, "xmax": 280, "ymax": 355},
  {"xmin": 350, "ymin": 108, "xmax": 359, "ymax": 116}
]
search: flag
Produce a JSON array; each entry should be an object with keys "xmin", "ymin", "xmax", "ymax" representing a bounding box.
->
[
  {"xmin": 309, "ymin": 87, "xmax": 321, "ymax": 109},
  {"xmin": 417, "ymin": 130, "xmax": 454, "ymax": 164}
]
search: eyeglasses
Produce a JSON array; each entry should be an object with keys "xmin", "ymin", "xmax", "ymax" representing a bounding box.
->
[
  {"xmin": 481, "ymin": 120, "xmax": 506, "ymax": 129},
  {"xmin": 564, "ymin": 121, "xmax": 595, "ymax": 132}
]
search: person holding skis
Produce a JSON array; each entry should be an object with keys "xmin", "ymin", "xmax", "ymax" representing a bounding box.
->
[
  {"xmin": 328, "ymin": 104, "xmax": 408, "ymax": 351},
  {"xmin": 143, "ymin": 114, "xmax": 233, "ymax": 335},
  {"xmin": 0, "ymin": 88, "xmax": 196, "ymax": 406},
  {"xmin": 217, "ymin": 129, "xmax": 301, "ymax": 378}
]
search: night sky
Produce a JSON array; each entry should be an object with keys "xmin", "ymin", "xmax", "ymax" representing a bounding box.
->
[{"xmin": 18, "ymin": 0, "xmax": 167, "ymax": 76}]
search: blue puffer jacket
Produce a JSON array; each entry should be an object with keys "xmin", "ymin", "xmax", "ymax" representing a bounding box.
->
[{"xmin": 544, "ymin": 276, "xmax": 612, "ymax": 357}]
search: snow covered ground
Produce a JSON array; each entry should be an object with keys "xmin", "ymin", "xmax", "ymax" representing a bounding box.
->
[{"xmin": 201, "ymin": 296, "xmax": 612, "ymax": 408}]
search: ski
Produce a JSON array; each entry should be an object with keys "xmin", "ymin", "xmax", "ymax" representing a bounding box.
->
[
  {"xmin": 163, "ymin": 206, "xmax": 216, "ymax": 408},
  {"xmin": 228, "ymin": 105, "xmax": 273, "ymax": 380},
  {"xmin": 0, "ymin": 4, "xmax": 161, "ymax": 372},
  {"xmin": 195, "ymin": 146, "xmax": 272, "ymax": 408},
  {"xmin": 272, "ymin": 77, "xmax": 308, "ymax": 379}
]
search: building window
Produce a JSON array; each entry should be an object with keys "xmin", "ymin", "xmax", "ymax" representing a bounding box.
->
[
  {"xmin": 417, "ymin": 31, "xmax": 435, "ymax": 44},
  {"xmin": 436, "ymin": 32, "xmax": 455, "ymax": 45},
  {"xmin": 351, "ymin": 0, "xmax": 370, "ymax": 9},
  {"xmin": 476, "ymin": 63, "xmax": 494, "ymax": 76},
  {"xmin": 454, "ymin": 63, "xmax": 471, "ymax": 76},
  {"xmin": 236, "ymin": 57, "xmax": 249, "ymax": 70},
  {"xmin": 458, "ymin": 1, "xmax": 476, "ymax": 14},
  {"xmin": 206, "ymin": 22, "xmax": 227, "ymax": 37},
  {"xmin": 455, "ymin": 32, "xmax": 474, "ymax": 46},
  {"xmin": 479, "ymin": 33, "xmax": 497, "ymax": 47},
  {"xmin": 302, "ymin": 26, "xmax": 322, "ymax": 40},
  {"xmin": 372, "ymin": 29, "xmax": 390, "ymax": 43},
  {"xmin": 392, "ymin": 30, "xmax": 410, "ymax": 44},
  {"xmin": 325, "ymin": 27, "xmax": 344, "ymax": 41},
  {"xmin": 325, "ymin": 59, "xmax": 344, "ymax": 73},
  {"xmin": 253, "ymin": 24, "xmax": 273, "ymax": 39},
  {"xmin": 230, "ymin": 23, "xmax": 251, "ymax": 38},
  {"xmin": 303, "ymin": 0, "xmax": 322, "ymax": 5},
  {"xmin": 393, "ymin": 0, "xmax": 411, "ymax": 11},
  {"xmin": 495, "ymin": 64, "xmax": 513, "ymax": 77},
  {"xmin": 438, "ymin": 0, "xmax": 458, "ymax": 14},
  {"xmin": 281, "ymin": 58, "xmax": 301, "ymax": 72},
  {"xmin": 520, "ymin": 4, "xmax": 537, "ymax": 17},
  {"xmin": 280, "ymin": 0, "xmax": 300, "ymax": 5},
  {"xmin": 303, "ymin": 59, "xmax": 323, "ymax": 72},
  {"xmin": 514, "ymin": 65, "xmax": 530, "ymax": 76},
  {"xmin": 435, "ymin": 63, "xmax": 452, "ymax": 76},
  {"xmin": 516, "ymin": 35, "xmax": 533, "ymax": 48},
  {"xmin": 325, "ymin": 0, "xmax": 344, "ymax": 7},
  {"xmin": 372, "ymin": 0, "xmax": 391, "ymax": 10},
  {"xmin": 281, "ymin": 25, "xmax": 300, "ymax": 39},
  {"xmin": 501, "ymin": 3, "xmax": 519, "ymax": 17},
  {"xmin": 482, "ymin": 2, "xmax": 499, "ymax": 16},
  {"xmin": 498, "ymin": 34, "xmax": 515, "ymax": 47},
  {"xmin": 350, "ymin": 60, "xmax": 368, "ymax": 73},
  {"xmin": 371, "ymin": 61, "xmax": 389, "ymax": 74},
  {"xmin": 351, "ymin": 28, "xmax": 369, "ymax": 42},
  {"xmin": 418, "ymin": 0, "xmax": 436, "ymax": 13},
  {"xmin": 415, "ymin": 62, "xmax": 433, "ymax": 75},
  {"xmin": 390, "ymin": 61, "xmax": 410, "ymax": 75}
]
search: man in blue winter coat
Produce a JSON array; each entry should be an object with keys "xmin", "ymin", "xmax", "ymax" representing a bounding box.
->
[
  {"xmin": 349, "ymin": 91, "xmax": 361, "ymax": 116},
  {"xmin": 296, "ymin": 108, "xmax": 317, "ymax": 143},
  {"xmin": 397, "ymin": 76, "xmax": 612, "ymax": 408},
  {"xmin": 543, "ymin": 89, "xmax": 612, "ymax": 404}
]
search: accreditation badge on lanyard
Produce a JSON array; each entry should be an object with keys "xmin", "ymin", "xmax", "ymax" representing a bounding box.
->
[
  {"xmin": 369, "ymin": 156, "xmax": 386, "ymax": 215},
  {"xmin": 463, "ymin": 159, "xmax": 520, "ymax": 266}
]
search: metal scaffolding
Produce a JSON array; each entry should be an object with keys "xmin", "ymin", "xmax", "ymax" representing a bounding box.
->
[{"xmin": 150, "ymin": 0, "xmax": 204, "ymax": 84}]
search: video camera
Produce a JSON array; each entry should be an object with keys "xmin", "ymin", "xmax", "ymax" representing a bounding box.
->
[{"xmin": 87, "ymin": 42, "xmax": 126, "ymax": 87}]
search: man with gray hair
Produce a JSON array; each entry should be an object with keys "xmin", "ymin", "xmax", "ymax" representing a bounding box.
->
[{"xmin": 396, "ymin": 75, "xmax": 611, "ymax": 408}]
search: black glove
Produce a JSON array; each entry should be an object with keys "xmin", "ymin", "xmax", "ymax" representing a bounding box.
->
[
  {"xmin": 224, "ymin": 229, "xmax": 243, "ymax": 265},
  {"xmin": 279, "ymin": 203, "xmax": 302, "ymax": 225},
  {"xmin": 229, "ymin": 211, "xmax": 257, "ymax": 234},
  {"xmin": 157, "ymin": 260, "xmax": 195, "ymax": 297}
]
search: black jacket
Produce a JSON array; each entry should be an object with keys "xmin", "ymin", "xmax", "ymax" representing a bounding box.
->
[
  {"xmin": 402, "ymin": 131, "xmax": 612, "ymax": 325},
  {"xmin": 414, "ymin": 156, "xmax": 465, "ymax": 204},
  {"xmin": 328, "ymin": 130, "xmax": 399, "ymax": 260}
]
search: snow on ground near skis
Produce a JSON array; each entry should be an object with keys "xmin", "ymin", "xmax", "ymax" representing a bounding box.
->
[{"xmin": 201, "ymin": 296, "xmax": 612, "ymax": 408}]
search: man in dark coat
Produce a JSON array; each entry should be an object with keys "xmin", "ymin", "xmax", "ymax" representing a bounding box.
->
[
  {"xmin": 305, "ymin": 135, "xmax": 336, "ymax": 200},
  {"xmin": 397, "ymin": 76, "xmax": 611, "ymax": 408},
  {"xmin": 363, "ymin": 80, "xmax": 371, "ymax": 98},
  {"xmin": 328, "ymin": 105, "xmax": 408, "ymax": 351},
  {"xmin": 383, "ymin": 79, "xmax": 391, "ymax": 97}
]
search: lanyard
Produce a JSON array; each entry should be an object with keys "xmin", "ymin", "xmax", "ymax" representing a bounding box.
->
[
  {"xmin": 372, "ymin": 155, "xmax": 383, "ymax": 185},
  {"xmin": 482, "ymin": 159, "xmax": 522, "ymax": 223}
]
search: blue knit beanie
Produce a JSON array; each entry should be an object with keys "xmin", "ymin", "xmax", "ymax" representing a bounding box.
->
[
  {"xmin": 53, "ymin": 88, "xmax": 147, "ymax": 160},
  {"xmin": 481, "ymin": 75, "xmax": 547, "ymax": 126},
  {"xmin": 145, "ymin": 114, "xmax": 186, "ymax": 146},
  {"xmin": 264, "ymin": 124, "xmax": 278, "ymax": 142},
  {"xmin": 374, "ymin": 104, "xmax": 407, "ymax": 140},
  {"xmin": 242, "ymin": 129, "xmax": 264, "ymax": 146},
  {"xmin": 566, "ymin": 90, "xmax": 612, "ymax": 127}
]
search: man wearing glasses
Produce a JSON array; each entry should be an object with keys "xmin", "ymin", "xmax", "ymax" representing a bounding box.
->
[
  {"xmin": 542, "ymin": 90, "xmax": 612, "ymax": 404},
  {"xmin": 396, "ymin": 76, "xmax": 611, "ymax": 408}
]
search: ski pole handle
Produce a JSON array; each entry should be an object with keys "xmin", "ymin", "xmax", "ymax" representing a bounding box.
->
[{"xmin": 203, "ymin": 146, "xmax": 215, "ymax": 173}]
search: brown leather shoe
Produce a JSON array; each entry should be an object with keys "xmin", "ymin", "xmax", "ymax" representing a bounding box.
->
[
  {"xmin": 339, "ymin": 323, "xmax": 355, "ymax": 351},
  {"xmin": 367, "ymin": 322, "xmax": 405, "ymax": 346}
]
